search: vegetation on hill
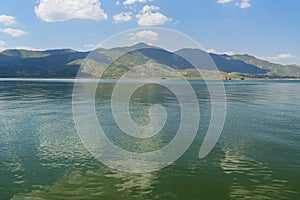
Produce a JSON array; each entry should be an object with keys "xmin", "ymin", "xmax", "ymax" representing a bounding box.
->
[{"xmin": 1, "ymin": 43, "xmax": 300, "ymax": 79}]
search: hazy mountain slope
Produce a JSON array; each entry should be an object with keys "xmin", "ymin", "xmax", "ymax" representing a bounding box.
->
[
  {"xmin": 0, "ymin": 50, "xmax": 89, "ymax": 77},
  {"xmin": 230, "ymin": 54, "xmax": 300, "ymax": 77},
  {"xmin": 0, "ymin": 43, "xmax": 299, "ymax": 79},
  {"xmin": 176, "ymin": 48, "xmax": 268, "ymax": 74}
]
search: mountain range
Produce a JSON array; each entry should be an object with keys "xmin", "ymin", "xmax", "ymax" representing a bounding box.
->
[{"xmin": 1, "ymin": 42, "xmax": 300, "ymax": 79}]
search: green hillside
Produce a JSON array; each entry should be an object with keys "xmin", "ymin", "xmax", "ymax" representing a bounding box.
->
[
  {"xmin": 230, "ymin": 54, "xmax": 300, "ymax": 77},
  {"xmin": 0, "ymin": 43, "xmax": 299, "ymax": 79}
]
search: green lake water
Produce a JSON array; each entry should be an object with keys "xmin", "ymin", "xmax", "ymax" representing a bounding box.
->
[{"xmin": 0, "ymin": 79, "xmax": 299, "ymax": 199}]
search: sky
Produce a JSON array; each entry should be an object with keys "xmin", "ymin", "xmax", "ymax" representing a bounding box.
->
[{"xmin": 0, "ymin": 0, "xmax": 300, "ymax": 65}]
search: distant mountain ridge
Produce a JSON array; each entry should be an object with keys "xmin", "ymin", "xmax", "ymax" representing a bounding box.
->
[{"xmin": 1, "ymin": 43, "xmax": 300, "ymax": 79}]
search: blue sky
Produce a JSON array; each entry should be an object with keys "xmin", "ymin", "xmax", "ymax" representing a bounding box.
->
[{"xmin": 0, "ymin": 0, "xmax": 299, "ymax": 65}]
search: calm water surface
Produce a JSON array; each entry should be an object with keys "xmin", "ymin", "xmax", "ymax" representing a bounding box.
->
[{"xmin": 0, "ymin": 79, "xmax": 299, "ymax": 199}]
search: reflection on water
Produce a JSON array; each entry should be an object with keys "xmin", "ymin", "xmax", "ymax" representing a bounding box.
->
[
  {"xmin": 0, "ymin": 80, "xmax": 300, "ymax": 199},
  {"xmin": 221, "ymin": 148, "xmax": 297, "ymax": 199},
  {"xmin": 11, "ymin": 169, "xmax": 159, "ymax": 200}
]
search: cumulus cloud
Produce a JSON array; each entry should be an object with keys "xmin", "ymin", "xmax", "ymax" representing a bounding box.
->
[
  {"xmin": 128, "ymin": 30, "xmax": 158, "ymax": 41},
  {"xmin": 123, "ymin": 0, "xmax": 147, "ymax": 5},
  {"xmin": 217, "ymin": 0, "xmax": 233, "ymax": 4},
  {"xmin": 237, "ymin": 0, "xmax": 251, "ymax": 8},
  {"xmin": 0, "ymin": 28, "xmax": 28, "ymax": 37},
  {"xmin": 141, "ymin": 5, "xmax": 159, "ymax": 12},
  {"xmin": 34, "ymin": 0, "xmax": 108, "ymax": 22},
  {"xmin": 113, "ymin": 12, "xmax": 132, "ymax": 23},
  {"xmin": 207, "ymin": 48, "xmax": 234, "ymax": 56},
  {"xmin": 0, "ymin": 15, "xmax": 17, "ymax": 25},
  {"xmin": 136, "ymin": 5, "xmax": 171, "ymax": 26}
]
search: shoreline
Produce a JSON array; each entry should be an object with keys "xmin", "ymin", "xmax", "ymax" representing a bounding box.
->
[{"xmin": 1, "ymin": 77, "xmax": 300, "ymax": 82}]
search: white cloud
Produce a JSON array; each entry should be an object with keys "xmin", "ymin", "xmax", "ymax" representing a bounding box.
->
[
  {"xmin": 237, "ymin": 0, "xmax": 251, "ymax": 8},
  {"xmin": 141, "ymin": 5, "xmax": 159, "ymax": 12},
  {"xmin": 136, "ymin": 5, "xmax": 171, "ymax": 26},
  {"xmin": 34, "ymin": 0, "xmax": 108, "ymax": 22},
  {"xmin": 15, "ymin": 46, "xmax": 41, "ymax": 51},
  {"xmin": 262, "ymin": 53, "xmax": 296, "ymax": 60},
  {"xmin": 217, "ymin": 0, "xmax": 251, "ymax": 8},
  {"xmin": 259, "ymin": 53, "xmax": 300, "ymax": 65},
  {"xmin": 0, "ymin": 28, "xmax": 28, "ymax": 37},
  {"xmin": 128, "ymin": 30, "xmax": 158, "ymax": 41},
  {"xmin": 276, "ymin": 53, "xmax": 294, "ymax": 59},
  {"xmin": 0, "ymin": 15, "xmax": 17, "ymax": 25},
  {"xmin": 207, "ymin": 48, "xmax": 234, "ymax": 56},
  {"xmin": 83, "ymin": 44, "xmax": 97, "ymax": 49},
  {"xmin": 123, "ymin": 0, "xmax": 147, "ymax": 5},
  {"xmin": 113, "ymin": 12, "xmax": 132, "ymax": 23},
  {"xmin": 0, "ymin": 41, "xmax": 6, "ymax": 47},
  {"xmin": 0, "ymin": 40, "xmax": 6, "ymax": 51},
  {"xmin": 217, "ymin": 0, "xmax": 233, "ymax": 4}
]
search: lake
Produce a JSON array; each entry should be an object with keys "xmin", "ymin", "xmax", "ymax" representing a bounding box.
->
[{"xmin": 0, "ymin": 79, "xmax": 299, "ymax": 199}]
